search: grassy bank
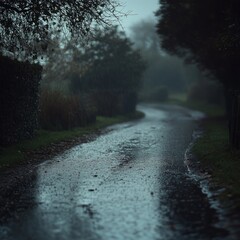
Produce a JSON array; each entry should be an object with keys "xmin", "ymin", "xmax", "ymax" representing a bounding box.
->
[
  {"xmin": 168, "ymin": 93, "xmax": 225, "ymax": 117},
  {"xmin": 169, "ymin": 94, "xmax": 240, "ymax": 203},
  {"xmin": 0, "ymin": 111, "xmax": 144, "ymax": 169},
  {"xmin": 193, "ymin": 119, "xmax": 240, "ymax": 202}
]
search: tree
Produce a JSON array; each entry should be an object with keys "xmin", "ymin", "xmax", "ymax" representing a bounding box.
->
[
  {"xmin": 0, "ymin": 0, "xmax": 121, "ymax": 60},
  {"xmin": 156, "ymin": 0, "xmax": 240, "ymax": 148},
  {"xmin": 130, "ymin": 19, "xmax": 161, "ymax": 59},
  {"xmin": 156, "ymin": 1, "xmax": 240, "ymax": 86},
  {"xmin": 70, "ymin": 26, "xmax": 146, "ymax": 115},
  {"xmin": 0, "ymin": 1, "xmax": 122, "ymax": 145},
  {"xmin": 41, "ymin": 39, "xmax": 84, "ymax": 92},
  {"xmin": 130, "ymin": 19, "xmax": 203, "ymax": 96}
]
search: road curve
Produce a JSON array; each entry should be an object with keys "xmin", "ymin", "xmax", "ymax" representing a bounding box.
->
[{"xmin": 0, "ymin": 104, "xmax": 235, "ymax": 240}]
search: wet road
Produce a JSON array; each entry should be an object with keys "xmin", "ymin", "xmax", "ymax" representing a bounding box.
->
[{"xmin": 0, "ymin": 104, "xmax": 235, "ymax": 240}]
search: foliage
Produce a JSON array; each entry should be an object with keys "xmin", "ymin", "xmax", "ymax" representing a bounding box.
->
[
  {"xmin": 130, "ymin": 19, "xmax": 205, "ymax": 93},
  {"xmin": 156, "ymin": 0, "xmax": 240, "ymax": 89},
  {"xmin": 39, "ymin": 89, "xmax": 96, "ymax": 130},
  {"xmin": 70, "ymin": 26, "xmax": 146, "ymax": 116},
  {"xmin": 167, "ymin": 94, "xmax": 225, "ymax": 119},
  {"xmin": 0, "ymin": 0, "xmax": 122, "ymax": 60},
  {"xmin": 139, "ymin": 86, "xmax": 169, "ymax": 102},
  {"xmin": 0, "ymin": 55, "xmax": 42, "ymax": 146},
  {"xmin": 41, "ymin": 39, "xmax": 80, "ymax": 92},
  {"xmin": 89, "ymin": 90, "xmax": 121, "ymax": 116},
  {"xmin": 188, "ymin": 81, "xmax": 225, "ymax": 106},
  {"xmin": 193, "ymin": 119, "xmax": 240, "ymax": 201},
  {"xmin": 41, "ymin": 39, "xmax": 92, "ymax": 94},
  {"xmin": 156, "ymin": 0, "xmax": 240, "ymax": 148},
  {"xmin": 0, "ymin": 111, "xmax": 144, "ymax": 169},
  {"xmin": 71, "ymin": 27, "xmax": 145, "ymax": 92},
  {"xmin": 89, "ymin": 90, "xmax": 138, "ymax": 116}
]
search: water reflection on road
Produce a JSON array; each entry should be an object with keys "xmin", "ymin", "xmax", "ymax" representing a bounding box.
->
[{"xmin": 0, "ymin": 104, "xmax": 235, "ymax": 240}]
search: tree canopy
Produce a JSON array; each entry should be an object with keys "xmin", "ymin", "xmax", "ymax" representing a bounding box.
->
[
  {"xmin": 156, "ymin": 0, "xmax": 240, "ymax": 90},
  {"xmin": 70, "ymin": 26, "xmax": 146, "ymax": 93},
  {"xmin": 156, "ymin": 0, "xmax": 240, "ymax": 148},
  {"xmin": 0, "ymin": 0, "xmax": 121, "ymax": 60},
  {"xmin": 68, "ymin": 26, "xmax": 146, "ymax": 116}
]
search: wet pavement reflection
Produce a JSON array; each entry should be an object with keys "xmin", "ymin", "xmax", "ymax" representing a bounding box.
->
[{"xmin": 0, "ymin": 104, "xmax": 237, "ymax": 240}]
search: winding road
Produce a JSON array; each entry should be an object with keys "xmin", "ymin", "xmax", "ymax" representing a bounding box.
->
[{"xmin": 0, "ymin": 104, "xmax": 237, "ymax": 240}]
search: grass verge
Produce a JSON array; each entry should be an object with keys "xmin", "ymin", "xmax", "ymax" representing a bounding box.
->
[
  {"xmin": 168, "ymin": 94, "xmax": 240, "ymax": 203},
  {"xmin": 192, "ymin": 119, "xmax": 240, "ymax": 203},
  {"xmin": 0, "ymin": 111, "xmax": 144, "ymax": 169}
]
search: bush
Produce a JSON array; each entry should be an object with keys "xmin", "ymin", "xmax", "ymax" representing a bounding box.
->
[
  {"xmin": 119, "ymin": 91, "xmax": 138, "ymax": 114},
  {"xmin": 152, "ymin": 86, "xmax": 169, "ymax": 102},
  {"xmin": 88, "ymin": 90, "xmax": 138, "ymax": 117},
  {"xmin": 89, "ymin": 90, "xmax": 120, "ymax": 117},
  {"xmin": 0, "ymin": 55, "xmax": 42, "ymax": 146},
  {"xmin": 139, "ymin": 86, "xmax": 169, "ymax": 102},
  {"xmin": 187, "ymin": 80, "xmax": 225, "ymax": 105},
  {"xmin": 39, "ymin": 90, "xmax": 96, "ymax": 130}
]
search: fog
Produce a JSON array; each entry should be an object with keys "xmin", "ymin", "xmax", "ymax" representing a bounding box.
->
[
  {"xmin": 128, "ymin": 18, "xmax": 215, "ymax": 103},
  {"xmin": 1, "ymin": 1, "xmax": 238, "ymax": 240}
]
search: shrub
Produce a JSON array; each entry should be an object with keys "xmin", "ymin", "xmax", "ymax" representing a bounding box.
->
[
  {"xmin": 89, "ymin": 90, "xmax": 120, "ymax": 117},
  {"xmin": 187, "ymin": 81, "xmax": 225, "ymax": 105},
  {"xmin": 139, "ymin": 86, "xmax": 169, "ymax": 102},
  {"xmin": 88, "ymin": 90, "xmax": 138, "ymax": 117},
  {"xmin": 119, "ymin": 91, "xmax": 138, "ymax": 114},
  {"xmin": 152, "ymin": 86, "xmax": 169, "ymax": 102},
  {"xmin": 39, "ymin": 90, "xmax": 96, "ymax": 130},
  {"xmin": 0, "ymin": 55, "xmax": 42, "ymax": 146}
]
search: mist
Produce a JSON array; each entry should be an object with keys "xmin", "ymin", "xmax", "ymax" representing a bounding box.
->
[
  {"xmin": 0, "ymin": 1, "xmax": 239, "ymax": 240},
  {"xmin": 128, "ymin": 18, "xmax": 225, "ymax": 105}
]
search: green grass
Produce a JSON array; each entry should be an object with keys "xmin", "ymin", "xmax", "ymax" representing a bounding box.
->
[
  {"xmin": 168, "ymin": 93, "xmax": 188, "ymax": 103},
  {"xmin": 192, "ymin": 120, "xmax": 240, "ymax": 202},
  {"xmin": 0, "ymin": 111, "xmax": 144, "ymax": 169},
  {"xmin": 169, "ymin": 93, "xmax": 240, "ymax": 203}
]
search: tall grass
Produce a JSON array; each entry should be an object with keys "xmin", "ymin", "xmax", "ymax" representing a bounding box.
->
[{"xmin": 39, "ymin": 89, "xmax": 96, "ymax": 130}]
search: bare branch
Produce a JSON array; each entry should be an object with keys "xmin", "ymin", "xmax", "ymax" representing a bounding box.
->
[{"xmin": 0, "ymin": 0, "xmax": 124, "ymax": 61}]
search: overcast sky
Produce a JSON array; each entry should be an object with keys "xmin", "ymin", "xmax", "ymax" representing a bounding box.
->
[{"xmin": 118, "ymin": 0, "xmax": 159, "ymax": 35}]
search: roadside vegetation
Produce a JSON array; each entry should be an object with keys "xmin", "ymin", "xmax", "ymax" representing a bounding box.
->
[
  {"xmin": 0, "ymin": 111, "xmax": 144, "ymax": 170},
  {"xmin": 168, "ymin": 91, "xmax": 240, "ymax": 205},
  {"xmin": 192, "ymin": 120, "xmax": 240, "ymax": 204},
  {"xmin": 0, "ymin": 25, "xmax": 146, "ymax": 170},
  {"xmin": 155, "ymin": 0, "xmax": 240, "ymax": 206},
  {"xmin": 157, "ymin": 0, "xmax": 240, "ymax": 150},
  {"xmin": 130, "ymin": 17, "xmax": 240, "ymax": 203}
]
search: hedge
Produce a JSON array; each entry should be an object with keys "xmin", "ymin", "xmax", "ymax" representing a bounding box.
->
[
  {"xmin": 0, "ymin": 55, "xmax": 42, "ymax": 146},
  {"xmin": 89, "ymin": 90, "xmax": 138, "ymax": 117},
  {"xmin": 39, "ymin": 89, "xmax": 96, "ymax": 131}
]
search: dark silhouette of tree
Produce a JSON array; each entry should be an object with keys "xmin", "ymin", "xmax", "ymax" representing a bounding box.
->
[
  {"xmin": 0, "ymin": 1, "xmax": 123, "ymax": 144},
  {"xmin": 41, "ymin": 39, "xmax": 81, "ymax": 91},
  {"xmin": 0, "ymin": 0, "xmax": 121, "ymax": 60},
  {"xmin": 156, "ymin": 0, "xmax": 240, "ymax": 148},
  {"xmin": 156, "ymin": 1, "xmax": 240, "ymax": 87},
  {"xmin": 70, "ymin": 26, "xmax": 146, "ymax": 115},
  {"xmin": 71, "ymin": 26, "xmax": 145, "ymax": 93}
]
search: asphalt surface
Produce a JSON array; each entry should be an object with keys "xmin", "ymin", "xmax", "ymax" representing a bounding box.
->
[{"xmin": 0, "ymin": 104, "xmax": 237, "ymax": 240}]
